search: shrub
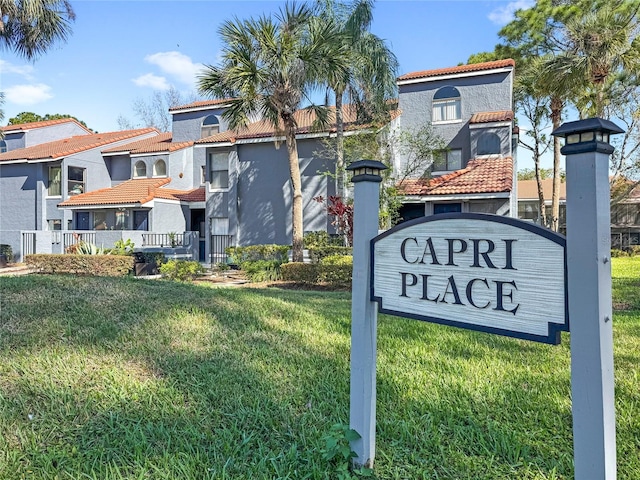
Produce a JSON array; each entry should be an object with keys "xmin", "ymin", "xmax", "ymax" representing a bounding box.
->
[
  {"xmin": 318, "ymin": 255, "xmax": 352, "ymax": 288},
  {"xmin": 304, "ymin": 231, "xmax": 343, "ymax": 249},
  {"xmin": 611, "ymin": 248, "xmax": 629, "ymax": 257},
  {"xmin": 628, "ymin": 245, "xmax": 640, "ymax": 256},
  {"xmin": 110, "ymin": 239, "xmax": 135, "ymax": 255},
  {"xmin": 241, "ymin": 260, "xmax": 282, "ymax": 282},
  {"xmin": 0, "ymin": 244, "xmax": 14, "ymax": 263},
  {"xmin": 25, "ymin": 254, "xmax": 134, "ymax": 276},
  {"xmin": 76, "ymin": 242, "xmax": 107, "ymax": 255},
  {"xmin": 309, "ymin": 246, "xmax": 353, "ymax": 264},
  {"xmin": 226, "ymin": 245, "xmax": 290, "ymax": 264},
  {"xmin": 281, "ymin": 262, "xmax": 319, "ymax": 284},
  {"xmin": 159, "ymin": 260, "xmax": 204, "ymax": 282}
]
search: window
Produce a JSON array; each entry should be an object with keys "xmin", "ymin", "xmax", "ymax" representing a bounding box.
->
[
  {"xmin": 477, "ymin": 132, "xmax": 501, "ymax": 155},
  {"xmin": 209, "ymin": 153, "xmax": 229, "ymax": 189},
  {"xmin": 48, "ymin": 165, "xmax": 62, "ymax": 196},
  {"xmin": 201, "ymin": 165, "xmax": 206, "ymax": 185},
  {"xmin": 434, "ymin": 203, "xmax": 462, "ymax": 214},
  {"xmin": 48, "ymin": 219, "xmax": 62, "ymax": 230},
  {"xmin": 0, "ymin": 140, "xmax": 6, "ymax": 153},
  {"xmin": 153, "ymin": 160, "xmax": 166, "ymax": 177},
  {"xmin": 134, "ymin": 161, "xmax": 146, "ymax": 178},
  {"xmin": 433, "ymin": 149, "xmax": 462, "ymax": 172},
  {"xmin": 68, "ymin": 166, "xmax": 86, "ymax": 195},
  {"xmin": 433, "ymin": 86, "xmax": 461, "ymax": 122},
  {"xmin": 94, "ymin": 211, "xmax": 108, "ymax": 230},
  {"xmin": 201, "ymin": 115, "xmax": 220, "ymax": 138}
]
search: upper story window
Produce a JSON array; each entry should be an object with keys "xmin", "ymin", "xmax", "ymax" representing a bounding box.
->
[
  {"xmin": 48, "ymin": 165, "xmax": 62, "ymax": 196},
  {"xmin": 477, "ymin": 132, "xmax": 501, "ymax": 155},
  {"xmin": 433, "ymin": 86, "xmax": 461, "ymax": 123},
  {"xmin": 153, "ymin": 159, "xmax": 166, "ymax": 177},
  {"xmin": 202, "ymin": 115, "xmax": 220, "ymax": 138},
  {"xmin": 0, "ymin": 140, "xmax": 6, "ymax": 153},
  {"xmin": 134, "ymin": 161, "xmax": 147, "ymax": 178},
  {"xmin": 433, "ymin": 149, "xmax": 462, "ymax": 172},
  {"xmin": 209, "ymin": 152, "xmax": 229, "ymax": 190},
  {"xmin": 68, "ymin": 166, "xmax": 86, "ymax": 195}
]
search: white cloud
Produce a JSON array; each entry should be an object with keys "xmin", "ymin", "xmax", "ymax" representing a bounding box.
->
[
  {"xmin": 488, "ymin": 0, "xmax": 535, "ymax": 25},
  {"xmin": 144, "ymin": 51, "xmax": 204, "ymax": 87},
  {"xmin": 4, "ymin": 83, "xmax": 53, "ymax": 105},
  {"xmin": 132, "ymin": 73, "xmax": 170, "ymax": 90},
  {"xmin": 0, "ymin": 60, "xmax": 35, "ymax": 79}
]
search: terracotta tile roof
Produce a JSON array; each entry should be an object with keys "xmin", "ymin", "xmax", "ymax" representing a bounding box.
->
[
  {"xmin": 470, "ymin": 110, "xmax": 514, "ymax": 124},
  {"xmin": 518, "ymin": 179, "xmax": 566, "ymax": 201},
  {"xmin": 0, "ymin": 117, "xmax": 93, "ymax": 134},
  {"xmin": 169, "ymin": 98, "xmax": 235, "ymax": 112},
  {"xmin": 58, "ymin": 178, "xmax": 204, "ymax": 207},
  {"xmin": 196, "ymin": 104, "xmax": 393, "ymax": 145},
  {"xmin": 0, "ymin": 128, "xmax": 159, "ymax": 163},
  {"xmin": 398, "ymin": 59, "xmax": 515, "ymax": 82},
  {"xmin": 102, "ymin": 132, "xmax": 194, "ymax": 154},
  {"xmin": 399, "ymin": 157, "xmax": 513, "ymax": 196}
]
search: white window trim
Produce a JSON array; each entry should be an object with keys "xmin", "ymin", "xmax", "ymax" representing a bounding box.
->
[{"xmin": 432, "ymin": 119, "xmax": 463, "ymax": 125}]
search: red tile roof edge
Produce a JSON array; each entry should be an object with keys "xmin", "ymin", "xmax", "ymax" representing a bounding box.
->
[
  {"xmin": 0, "ymin": 117, "xmax": 93, "ymax": 133},
  {"xmin": 398, "ymin": 59, "xmax": 515, "ymax": 82}
]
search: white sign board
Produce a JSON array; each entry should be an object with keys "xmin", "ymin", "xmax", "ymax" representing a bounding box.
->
[{"xmin": 371, "ymin": 213, "xmax": 568, "ymax": 344}]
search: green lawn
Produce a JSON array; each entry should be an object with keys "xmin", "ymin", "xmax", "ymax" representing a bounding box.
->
[{"xmin": 0, "ymin": 258, "xmax": 638, "ymax": 479}]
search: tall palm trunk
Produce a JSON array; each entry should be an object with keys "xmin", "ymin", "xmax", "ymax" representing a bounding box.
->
[
  {"xmin": 533, "ymin": 142, "xmax": 547, "ymax": 226},
  {"xmin": 335, "ymin": 89, "xmax": 345, "ymax": 198},
  {"xmin": 550, "ymin": 96, "xmax": 563, "ymax": 232},
  {"xmin": 284, "ymin": 117, "xmax": 304, "ymax": 262}
]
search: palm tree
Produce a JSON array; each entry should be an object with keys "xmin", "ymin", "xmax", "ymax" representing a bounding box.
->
[
  {"xmin": 316, "ymin": 0, "xmax": 398, "ymax": 198},
  {"xmin": 0, "ymin": 0, "xmax": 75, "ymax": 60},
  {"xmin": 534, "ymin": 3, "xmax": 640, "ymax": 230},
  {"xmin": 198, "ymin": 3, "xmax": 348, "ymax": 262}
]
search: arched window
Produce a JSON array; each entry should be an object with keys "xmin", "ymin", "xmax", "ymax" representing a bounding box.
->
[
  {"xmin": 477, "ymin": 132, "xmax": 501, "ymax": 155},
  {"xmin": 432, "ymin": 86, "xmax": 461, "ymax": 122},
  {"xmin": 134, "ymin": 161, "xmax": 146, "ymax": 178},
  {"xmin": 0, "ymin": 140, "xmax": 6, "ymax": 153},
  {"xmin": 201, "ymin": 115, "xmax": 220, "ymax": 138},
  {"xmin": 153, "ymin": 159, "xmax": 167, "ymax": 177}
]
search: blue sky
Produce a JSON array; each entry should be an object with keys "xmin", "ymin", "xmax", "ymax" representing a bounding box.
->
[{"xmin": 1, "ymin": 0, "xmax": 538, "ymax": 163}]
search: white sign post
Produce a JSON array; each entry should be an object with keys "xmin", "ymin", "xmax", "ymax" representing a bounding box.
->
[
  {"xmin": 552, "ymin": 118, "xmax": 623, "ymax": 479},
  {"xmin": 347, "ymin": 160, "xmax": 387, "ymax": 468}
]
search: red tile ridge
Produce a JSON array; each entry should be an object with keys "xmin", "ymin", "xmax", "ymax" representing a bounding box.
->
[
  {"xmin": 0, "ymin": 117, "xmax": 93, "ymax": 133},
  {"xmin": 398, "ymin": 59, "xmax": 515, "ymax": 82},
  {"xmin": 169, "ymin": 98, "xmax": 236, "ymax": 112}
]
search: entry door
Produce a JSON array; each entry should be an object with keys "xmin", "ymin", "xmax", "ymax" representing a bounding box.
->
[
  {"xmin": 434, "ymin": 203, "xmax": 462, "ymax": 215},
  {"xmin": 76, "ymin": 212, "xmax": 90, "ymax": 230}
]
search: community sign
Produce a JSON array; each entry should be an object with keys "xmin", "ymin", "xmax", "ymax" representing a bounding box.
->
[{"xmin": 371, "ymin": 213, "xmax": 568, "ymax": 344}]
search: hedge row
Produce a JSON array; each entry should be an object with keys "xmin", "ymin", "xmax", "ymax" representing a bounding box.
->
[
  {"xmin": 308, "ymin": 246, "xmax": 352, "ymax": 264},
  {"xmin": 281, "ymin": 256, "xmax": 352, "ymax": 288},
  {"xmin": 25, "ymin": 254, "xmax": 134, "ymax": 276},
  {"xmin": 226, "ymin": 245, "xmax": 290, "ymax": 264}
]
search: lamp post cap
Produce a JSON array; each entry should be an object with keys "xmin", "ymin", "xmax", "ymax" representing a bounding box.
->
[
  {"xmin": 347, "ymin": 160, "xmax": 388, "ymax": 172},
  {"xmin": 551, "ymin": 117, "xmax": 624, "ymax": 138}
]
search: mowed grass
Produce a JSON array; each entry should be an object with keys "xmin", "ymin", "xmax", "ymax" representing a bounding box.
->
[{"xmin": 0, "ymin": 258, "xmax": 638, "ymax": 479}]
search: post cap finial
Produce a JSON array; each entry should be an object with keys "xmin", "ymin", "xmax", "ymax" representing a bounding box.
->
[{"xmin": 347, "ymin": 160, "xmax": 388, "ymax": 183}]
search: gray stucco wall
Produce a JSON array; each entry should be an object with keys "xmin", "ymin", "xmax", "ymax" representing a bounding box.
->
[
  {"xmin": 233, "ymin": 139, "xmax": 334, "ymax": 246},
  {"xmin": 171, "ymin": 108, "xmax": 230, "ymax": 143},
  {"xmin": 0, "ymin": 163, "xmax": 38, "ymax": 231},
  {"xmin": 150, "ymin": 201, "xmax": 187, "ymax": 232},
  {"xmin": 26, "ymin": 122, "xmax": 90, "ymax": 147}
]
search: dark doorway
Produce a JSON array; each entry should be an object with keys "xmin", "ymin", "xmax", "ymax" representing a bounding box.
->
[
  {"xmin": 191, "ymin": 209, "xmax": 206, "ymax": 262},
  {"xmin": 75, "ymin": 212, "xmax": 90, "ymax": 230},
  {"xmin": 133, "ymin": 210, "xmax": 149, "ymax": 230}
]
